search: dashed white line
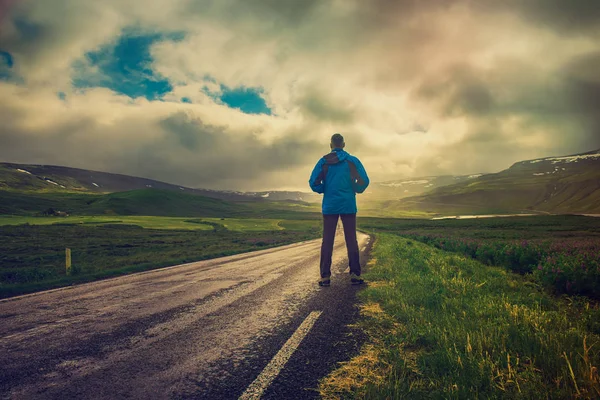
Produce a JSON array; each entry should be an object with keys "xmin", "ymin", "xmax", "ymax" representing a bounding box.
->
[{"xmin": 239, "ymin": 310, "xmax": 323, "ymax": 400}]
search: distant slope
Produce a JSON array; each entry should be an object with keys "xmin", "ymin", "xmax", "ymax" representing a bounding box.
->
[
  {"xmin": 364, "ymin": 174, "xmax": 481, "ymax": 201},
  {"xmin": 0, "ymin": 188, "xmax": 321, "ymax": 218},
  {"xmin": 0, "ymin": 189, "xmax": 250, "ymax": 217},
  {"xmin": 0, "ymin": 162, "xmax": 324, "ymax": 203},
  {"xmin": 243, "ymin": 190, "xmax": 322, "ymax": 203},
  {"xmin": 0, "ymin": 163, "xmax": 259, "ymax": 200},
  {"xmin": 400, "ymin": 149, "xmax": 600, "ymax": 214},
  {"xmin": 85, "ymin": 189, "xmax": 254, "ymax": 217}
]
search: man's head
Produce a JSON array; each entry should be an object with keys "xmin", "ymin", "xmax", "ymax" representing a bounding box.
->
[{"xmin": 330, "ymin": 133, "xmax": 345, "ymax": 150}]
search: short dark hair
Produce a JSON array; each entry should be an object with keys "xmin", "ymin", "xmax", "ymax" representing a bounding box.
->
[{"xmin": 331, "ymin": 133, "xmax": 344, "ymax": 147}]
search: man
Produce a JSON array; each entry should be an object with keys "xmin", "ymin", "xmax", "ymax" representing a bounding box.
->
[{"xmin": 308, "ymin": 133, "xmax": 370, "ymax": 287}]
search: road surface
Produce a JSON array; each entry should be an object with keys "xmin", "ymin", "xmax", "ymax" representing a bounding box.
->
[{"xmin": 0, "ymin": 230, "xmax": 371, "ymax": 399}]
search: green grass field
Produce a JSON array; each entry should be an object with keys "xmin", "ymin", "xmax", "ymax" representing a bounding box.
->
[
  {"xmin": 0, "ymin": 184, "xmax": 323, "ymax": 298},
  {"xmin": 0, "ymin": 215, "xmax": 322, "ymax": 232},
  {"xmin": 0, "ymin": 188, "xmax": 322, "ymax": 219},
  {"xmin": 358, "ymin": 215, "xmax": 600, "ymax": 300},
  {"xmin": 0, "ymin": 217, "xmax": 322, "ymax": 298},
  {"xmin": 0, "ymin": 215, "xmax": 216, "ymax": 230},
  {"xmin": 320, "ymin": 234, "xmax": 600, "ymax": 399},
  {"xmin": 357, "ymin": 214, "xmax": 600, "ymax": 239}
]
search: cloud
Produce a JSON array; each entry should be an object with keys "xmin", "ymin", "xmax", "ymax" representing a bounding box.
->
[
  {"xmin": 294, "ymin": 86, "xmax": 357, "ymax": 123},
  {"xmin": 0, "ymin": 83, "xmax": 322, "ymax": 190},
  {"xmin": 494, "ymin": 0, "xmax": 600, "ymax": 35},
  {"xmin": 0, "ymin": 0, "xmax": 599, "ymax": 190}
]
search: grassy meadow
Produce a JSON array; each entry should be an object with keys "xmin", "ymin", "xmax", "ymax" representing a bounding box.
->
[
  {"xmin": 359, "ymin": 215, "xmax": 600, "ymax": 300},
  {"xmin": 0, "ymin": 215, "xmax": 304, "ymax": 231},
  {"xmin": 0, "ymin": 217, "xmax": 321, "ymax": 298},
  {"xmin": 0, "ymin": 185, "xmax": 324, "ymax": 298},
  {"xmin": 0, "ymin": 188, "xmax": 322, "ymax": 219},
  {"xmin": 321, "ymin": 233, "xmax": 600, "ymax": 399}
]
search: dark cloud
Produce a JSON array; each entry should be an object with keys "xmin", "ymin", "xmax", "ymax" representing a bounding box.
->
[
  {"xmin": 562, "ymin": 51, "xmax": 600, "ymax": 112},
  {"xmin": 502, "ymin": 0, "xmax": 600, "ymax": 35},
  {"xmin": 0, "ymin": 109, "xmax": 97, "ymax": 167},
  {"xmin": 185, "ymin": 0, "xmax": 322, "ymax": 31},
  {"xmin": 561, "ymin": 51, "xmax": 600, "ymax": 148},
  {"xmin": 124, "ymin": 112, "xmax": 322, "ymax": 189},
  {"xmin": 295, "ymin": 87, "xmax": 356, "ymax": 123},
  {"xmin": 0, "ymin": 105, "xmax": 322, "ymax": 190},
  {"xmin": 412, "ymin": 65, "xmax": 495, "ymax": 117},
  {"xmin": 408, "ymin": 53, "xmax": 600, "ymax": 177},
  {"xmin": 357, "ymin": 0, "xmax": 600, "ymax": 35},
  {"xmin": 160, "ymin": 113, "xmax": 218, "ymax": 150},
  {"xmin": 412, "ymin": 56, "xmax": 600, "ymax": 146},
  {"xmin": 0, "ymin": 16, "xmax": 51, "ymax": 66}
]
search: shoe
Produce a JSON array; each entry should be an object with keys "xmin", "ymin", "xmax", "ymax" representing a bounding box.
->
[
  {"xmin": 319, "ymin": 277, "xmax": 331, "ymax": 287},
  {"xmin": 350, "ymin": 273, "xmax": 364, "ymax": 285}
]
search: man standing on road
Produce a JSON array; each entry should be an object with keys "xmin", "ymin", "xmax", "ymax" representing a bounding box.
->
[{"xmin": 308, "ymin": 133, "xmax": 370, "ymax": 287}]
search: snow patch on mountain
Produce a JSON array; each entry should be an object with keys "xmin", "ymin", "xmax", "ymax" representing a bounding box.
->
[
  {"xmin": 529, "ymin": 153, "xmax": 600, "ymax": 164},
  {"xmin": 380, "ymin": 180, "xmax": 429, "ymax": 187},
  {"xmin": 16, "ymin": 169, "xmax": 32, "ymax": 175}
]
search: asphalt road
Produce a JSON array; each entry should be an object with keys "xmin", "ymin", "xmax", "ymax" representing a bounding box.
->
[{"xmin": 0, "ymin": 230, "xmax": 371, "ymax": 400}]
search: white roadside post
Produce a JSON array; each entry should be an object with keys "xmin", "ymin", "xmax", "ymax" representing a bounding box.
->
[{"xmin": 66, "ymin": 248, "xmax": 72, "ymax": 276}]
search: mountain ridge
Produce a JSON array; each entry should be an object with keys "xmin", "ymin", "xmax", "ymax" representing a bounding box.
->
[
  {"xmin": 399, "ymin": 148, "xmax": 600, "ymax": 214},
  {"xmin": 3, "ymin": 147, "xmax": 599, "ymax": 215}
]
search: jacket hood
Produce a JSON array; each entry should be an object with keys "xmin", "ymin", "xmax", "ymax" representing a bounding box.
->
[{"xmin": 323, "ymin": 148, "xmax": 349, "ymax": 165}]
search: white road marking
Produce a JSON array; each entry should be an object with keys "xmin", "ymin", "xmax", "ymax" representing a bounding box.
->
[{"xmin": 239, "ymin": 310, "xmax": 323, "ymax": 400}]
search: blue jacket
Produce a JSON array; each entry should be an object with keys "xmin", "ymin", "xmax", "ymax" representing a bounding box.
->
[{"xmin": 308, "ymin": 148, "xmax": 370, "ymax": 215}]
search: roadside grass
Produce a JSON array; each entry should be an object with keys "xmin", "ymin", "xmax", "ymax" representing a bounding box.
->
[
  {"xmin": 0, "ymin": 215, "xmax": 310, "ymax": 231},
  {"xmin": 0, "ymin": 215, "xmax": 216, "ymax": 230},
  {"xmin": 358, "ymin": 207, "xmax": 435, "ymax": 219},
  {"xmin": 357, "ymin": 215, "xmax": 600, "ymax": 300},
  {"xmin": 276, "ymin": 219, "xmax": 321, "ymax": 231},
  {"xmin": 320, "ymin": 234, "xmax": 600, "ymax": 399},
  {"xmin": 200, "ymin": 217, "xmax": 283, "ymax": 231},
  {"xmin": 0, "ymin": 222, "xmax": 321, "ymax": 298}
]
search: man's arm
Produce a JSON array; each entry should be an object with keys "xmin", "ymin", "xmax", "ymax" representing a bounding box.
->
[
  {"xmin": 351, "ymin": 157, "xmax": 369, "ymax": 193},
  {"xmin": 309, "ymin": 158, "xmax": 326, "ymax": 194}
]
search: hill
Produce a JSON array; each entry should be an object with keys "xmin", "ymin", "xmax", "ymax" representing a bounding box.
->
[
  {"xmin": 0, "ymin": 188, "xmax": 320, "ymax": 218},
  {"xmin": 0, "ymin": 162, "xmax": 325, "ymax": 204},
  {"xmin": 398, "ymin": 149, "xmax": 600, "ymax": 214},
  {"xmin": 0, "ymin": 162, "xmax": 254, "ymax": 200},
  {"xmin": 364, "ymin": 174, "xmax": 481, "ymax": 201},
  {"xmin": 0, "ymin": 189, "xmax": 246, "ymax": 217}
]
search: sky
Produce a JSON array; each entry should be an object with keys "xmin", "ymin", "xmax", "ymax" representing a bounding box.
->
[{"xmin": 0, "ymin": 0, "xmax": 599, "ymax": 191}]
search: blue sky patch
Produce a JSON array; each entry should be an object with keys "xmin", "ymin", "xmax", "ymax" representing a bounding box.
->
[
  {"xmin": 208, "ymin": 85, "xmax": 271, "ymax": 115},
  {"xmin": 181, "ymin": 97, "xmax": 192, "ymax": 103},
  {"xmin": 72, "ymin": 30, "xmax": 183, "ymax": 100},
  {"xmin": 57, "ymin": 92, "xmax": 66, "ymax": 101},
  {"xmin": 0, "ymin": 50, "xmax": 14, "ymax": 81},
  {"xmin": 0, "ymin": 51, "xmax": 14, "ymax": 68}
]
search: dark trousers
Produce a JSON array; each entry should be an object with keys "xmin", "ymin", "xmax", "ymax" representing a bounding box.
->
[{"xmin": 320, "ymin": 213, "xmax": 360, "ymax": 278}]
